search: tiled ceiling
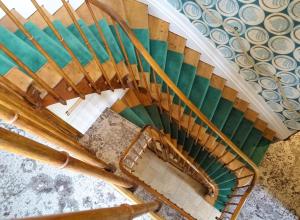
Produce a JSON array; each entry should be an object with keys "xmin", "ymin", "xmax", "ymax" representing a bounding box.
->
[{"xmin": 166, "ymin": 0, "xmax": 300, "ymax": 132}]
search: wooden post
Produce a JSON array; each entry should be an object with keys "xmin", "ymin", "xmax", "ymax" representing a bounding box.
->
[
  {"xmin": 21, "ymin": 201, "xmax": 160, "ymax": 220},
  {"xmin": 0, "ymin": 127, "xmax": 136, "ymax": 189}
]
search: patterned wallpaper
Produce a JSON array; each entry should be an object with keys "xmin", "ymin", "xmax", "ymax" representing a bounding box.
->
[{"xmin": 166, "ymin": 0, "xmax": 300, "ymax": 132}]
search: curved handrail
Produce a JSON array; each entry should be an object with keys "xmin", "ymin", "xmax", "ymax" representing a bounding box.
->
[
  {"xmin": 119, "ymin": 125, "xmax": 201, "ymax": 220},
  {"xmin": 88, "ymin": 1, "xmax": 258, "ymax": 218},
  {"xmin": 149, "ymin": 127, "xmax": 216, "ymax": 196},
  {"xmin": 128, "ymin": 125, "xmax": 216, "ymax": 195}
]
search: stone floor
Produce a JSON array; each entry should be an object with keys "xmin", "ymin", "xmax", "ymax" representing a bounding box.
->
[
  {"xmin": 0, "ymin": 118, "xmax": 148, "ymax": 220},
  {"xmin": 0, "ymin": 108, "xmax": 299, "ymax": 220}
]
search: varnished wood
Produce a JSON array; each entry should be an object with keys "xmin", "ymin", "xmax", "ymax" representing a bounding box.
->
[
  {"xmin": 167, "ymin": 32, "xmax": 186, "ymax": 53},
  {"xmin": 0, "ymin": 44, "xmax": 66, "ymax": 105},
  {"xmin": 0, "ymin": 86, "xmax": 108, "ymax": 169},
  {"xmin": 85, "ymin": 0, "xmax": 125, "ymax": 88},
  {"xmin": 148, "ymin": 15, "xmax": 169, "ymax": 41},
  {"xmin": 85, "ymin": 3, "xmax": 259, "ymax": 218},
  {"xmin": 60, "ymin": 0, "xmax": 114, "ymax": 90},
  {"xmin": 0, "ymin": 1, "xmax": 85, "ymax": 99},
  {"xmin": 31, "ymin": 0, "xmax": 100, "ymax": 93},
  {"xmin": 22, "ymin": 202, "xmax": 160, "ymax": 220},
  {"xmin": 0, "ymin": 127, "xmax": 135, "ymax": 189},
  {"xmin": 183, "ymin": 47, "xmax": 200, "ymax": 66}
]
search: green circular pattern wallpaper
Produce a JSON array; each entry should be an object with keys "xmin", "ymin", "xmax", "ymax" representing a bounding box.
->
[{"xmin": 166, "ymin": 0, "xmax": 300, "ymax": 131}]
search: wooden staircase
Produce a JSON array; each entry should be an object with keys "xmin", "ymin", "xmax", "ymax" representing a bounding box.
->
[{"xmin": 0, "ymin": 0, "xmax": 278, "ymax": 219}]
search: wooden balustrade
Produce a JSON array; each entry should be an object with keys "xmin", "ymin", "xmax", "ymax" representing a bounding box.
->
[
  {"xmin": 60, "ymin": 0, "xmax": 113, "ymax": 90},
  {"xmin": 30, "ymin": 0, "xmax": 100, "ymax": 93},
  {"xmin": 119, "ymin": 125, "xmax": 214, "ymax": 219},
  {"xmin": 87, "ymin": 1, "xmax": 259, "ymax": 219},
  {"xmin": 0, "ymin": 86, "xmax": 111, "ymax": 170},
  {"xmin": 0, "ymin": 1, "xmax": 260, "ymax": 218},
  {"xmin": 0, "ymin": 127, "xmax": 135, "ymax": 189},
  {"xmin": 0, "ymin": 0, "xmax": 85, "ymax": 100},
  {"xmin": 21, "ymin": 201, "xmax": 161, "ymax": 220}
]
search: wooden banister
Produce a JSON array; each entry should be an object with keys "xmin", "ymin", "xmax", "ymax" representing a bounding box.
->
[
  {"xmin": 30, "ymin": 0, "xmax": 100, "ymax": 93},
  {"xmin": 0, "ymin": 86, "xmax": 111, "ymax": 170},
  {"xmin": 0, "ymin": 127, "xmax": 136, "ymax": 189},
  {"xmin": 21, "ymin": 201, "xmax": 161, "ymax": 220},
  {"xmin": 148, "ymin": 126, "xmax": 216, "ymax": 196},
  {"xmin": 120, "ymin": 125, "xmax": 213, "ymax": 220},
  {"xmin": 0, "ymin": 0, "xmax": 85, "ymax": 100}
]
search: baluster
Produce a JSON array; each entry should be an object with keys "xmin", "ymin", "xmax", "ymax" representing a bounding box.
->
[
  {"xmin": 135, "ymin": 48, "xmax": 150, "ymax": 92},
  {"xmin": 151, "ymin": 70, "xmax": 162, "ymax": 111},
  {"xmin": 186, "ymin": 109, "xmax": 193, "ymax": 136},
  {"xmin": 112, "ymin": 21, "xmax": 139, "ymax": 90},
  {"xmin": 31, "ymin": 0, "xmax": 100, "ymax": 93},
  {"xmin": 60, "ymin": 0, "xmax": 113, "ymax": 91},
  {"xmin": 85, "ymin": 0, "xmax": 125, "ymax": 89},
  {"xmin": 0, "ymin": 44, "xmax": 66, "ymax": 105},
  {"xmin": 166, "ymin": 85, "xmax": 173, "ymax": 120},
  {"xmin": 0, "ymin": 1, "xmax": 84, "ymax": 99}
]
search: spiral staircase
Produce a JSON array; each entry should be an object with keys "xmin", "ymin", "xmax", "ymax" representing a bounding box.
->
[{"xmin": 0, "ymin": 0, "xmax": 279, "ymax": 219}]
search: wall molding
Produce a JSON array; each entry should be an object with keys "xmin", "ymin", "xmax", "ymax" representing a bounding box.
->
[{"xmin": 139, "ymin": 0, "xmax": 292, "ymax": 139}]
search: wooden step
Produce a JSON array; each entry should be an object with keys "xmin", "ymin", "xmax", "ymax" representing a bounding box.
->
[
  {"xmin": 197, "ymin": 60, "xmax": 214, "ymax": 78},
  {"xmin": 27, "ymin": 9, "xmax": 86, "ymax": 87},
  {"xmin": 183, "ymin": 47, "xmax": 200, "ymax": 67},
  {"xmin": 148, "ymin": 15, "xmax": 169, "ymax": 42},
  {"xmin": 123, "ymin": 0, "xmax": 148, "ymax": 30},
  {"xmin": 167, "ymin": 32, "xmax": 186, "ymax": 54},
  {"xmin": 76, "ymin": 2, "xmax": 129, "ymax": 81},
  {"xmin": 53, "ymin": 4, "xmax": 116, "ymax": 83}
]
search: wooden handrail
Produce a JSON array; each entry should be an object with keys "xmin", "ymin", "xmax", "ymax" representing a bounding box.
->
[
  {"xmin": 147, "ymin": 126, "xmax": 216, "ymax": 196},
  {"xmin": 21, "ymin": 201, "xmax": 161, "ymax": 220},
  {"xmin": 0, "ymin": 44, "xmax": 66, "ymax": 105},
  {"xmin": 0, "ymin": 0, "xmax": 85, "ymax": 100},
  {"xmin": 119, "ymin": 126, "xmax": 195, "ymax": 220},
  {"xmin": 30, "ymin": 0, "xmax": 100, "ymax": 94},
  {"xmin": 0, "ymin": 86, "xmax": 111, "ymax": 170},
  {"xmin": 87, "ymin": 1, "xmax": 258, "ymax": 218},
  {"xmin": 0, "ymin": 127, "xmax": 135, "ymax": 189},
  {"xmin": 120, "ymin": 125, "xmax": 214, "ymax": 220}
]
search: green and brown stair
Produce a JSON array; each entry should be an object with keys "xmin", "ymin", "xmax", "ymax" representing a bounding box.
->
[{"xmin": 0, "ymin": 0, "xmax": 276, "ymax": 218}]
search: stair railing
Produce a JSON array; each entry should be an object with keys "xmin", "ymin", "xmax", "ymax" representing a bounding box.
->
[
  {"xmin": 120, "ymin": 125, "xmax": 202, "ymax": 220},
  {"xmin": 0, "ymin": 0, "xmax": 258, "ymax": 218},
  {"xmin": 21, "ymin": 201, "xmax": 161, "ymax": 220},
  {"xmin": 87, "ymin": 1, "xmax": 259, "ymax": 219}
]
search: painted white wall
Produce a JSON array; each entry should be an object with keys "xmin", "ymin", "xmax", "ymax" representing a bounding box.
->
[{"xmin": 47, "ymin": 90, "xmax": 126, "ymax": 134}]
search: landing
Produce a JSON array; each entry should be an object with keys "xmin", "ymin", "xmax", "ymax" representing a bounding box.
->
[{"xmin": 134, "ymin": 149, "xmax": 221, "ymax": 220}]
